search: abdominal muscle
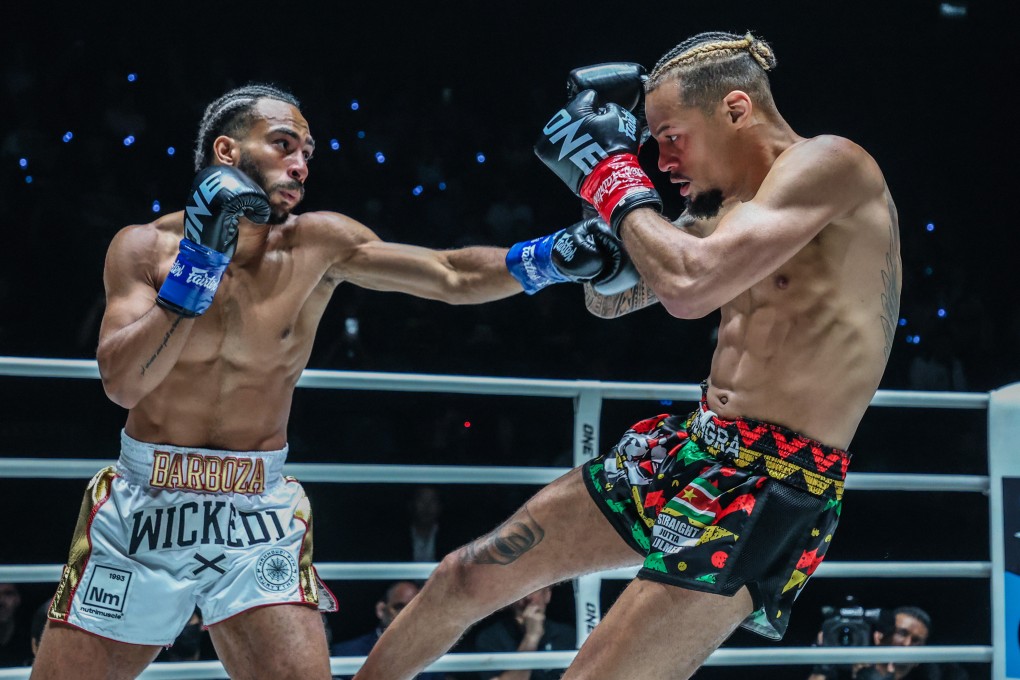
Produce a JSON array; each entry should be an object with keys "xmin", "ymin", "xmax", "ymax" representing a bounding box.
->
[
  {"xmin": 124, "ymin": 356, "xmax": 303, "ymax": 452},
  {"xmin": 706, "ymin": 281, "xmax": 886, "ymax": 451}
]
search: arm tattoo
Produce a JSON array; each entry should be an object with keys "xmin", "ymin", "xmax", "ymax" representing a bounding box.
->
[
  {"xmin": 140, "ymin": 315, "xmax": 184, "ymax": 376},
  {"xmin": 460, "ymin": 505, "xmax": 545, "ymax": 565},
  {"xmin": 584, "ymin": 280, "xmax": 659, "ymax": 319},
  {"xmin": 879, "ymin": 195, "xmax": 902, "ymax": 358}
]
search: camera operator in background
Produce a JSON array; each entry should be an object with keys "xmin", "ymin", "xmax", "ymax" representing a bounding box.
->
[{"xmin": 808, "ymin": 604, "xmax": 968, "ymax": 680}]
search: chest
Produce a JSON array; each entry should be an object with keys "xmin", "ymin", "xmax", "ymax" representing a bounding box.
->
[{"xmin": 177, "ymin": 254, "xmax": 333, "ymax": 363}]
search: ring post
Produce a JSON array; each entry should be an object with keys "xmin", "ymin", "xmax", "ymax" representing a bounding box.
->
[
  {"xmin": 989, "ymin": 381, "xmax": 1020, "ymax": 679},
  {"xmin": 572, "ymin": 387, "xmax": 603, "ymax": 648}
]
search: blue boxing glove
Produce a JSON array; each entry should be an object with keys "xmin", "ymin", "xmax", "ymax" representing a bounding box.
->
[
  {"xmin": 507, "ymin": 216, "xmax": 634, "ymax": 295},
  {"xmin": 157, "ymin": 166, "xmax": 271, "ymax": 317}
]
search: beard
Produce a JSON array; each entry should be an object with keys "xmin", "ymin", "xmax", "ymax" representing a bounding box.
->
[
  {"xmin": 236, "ymin": 154, "xmax": 304, "ymax": 225},
  {"xmin": 687, "ymin": 188, "xmax": 724, "ymax": 219}
]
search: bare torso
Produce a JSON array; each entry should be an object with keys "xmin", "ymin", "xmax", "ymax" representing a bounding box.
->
[
  {"xmin": 598, "ymin": 132, "xmax": 902, "ymax": 451},
  {"xmin": 124, "ymin": 211, "xmax": 343, "ymax": 451},
  {"xmin": 705, "ymin": 185, "xmax": 900, "ymax": 449},
  {"xmin": 100, "ymin": 204, "xmax": 517, "ymax": 453}
]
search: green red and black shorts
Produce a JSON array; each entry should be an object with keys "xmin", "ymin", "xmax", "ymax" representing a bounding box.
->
[{"xmin": 582, "ymin": 383, "xmax": 850, "ymax": 640}]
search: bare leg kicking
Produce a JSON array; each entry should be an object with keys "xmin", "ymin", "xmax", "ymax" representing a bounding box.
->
[{"xmin": 353, "ymin": 467, "xmax": 642, "ymax": 680}]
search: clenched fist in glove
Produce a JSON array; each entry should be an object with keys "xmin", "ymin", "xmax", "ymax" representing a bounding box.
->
[
  {"xmin": 505, "ymin": 216, "xmax": 639, "ymax": 295},
  {"xmin": 534, "ymin": 89, "xmax": 662, "ymax": 236},
  {"xmin": 156, "ymin": 166, "xmax": 271, "ymax": 317}
]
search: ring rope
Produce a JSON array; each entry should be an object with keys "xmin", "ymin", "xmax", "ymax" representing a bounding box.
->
[
  {"xmin": 0, "ymin": 356, "xmax": 997, "ymax": 676},
  {"xmin": 0, "ymin": 457, "xmax": 990, "ymax": 492},
  {"xmin": 0, "ymin": 558, "xmax": 991, "ymax": 585},
  {"xmin": 0, "ymin": 357, "xmax": 990, "ymax": 408},
  {"xmin": 0, "ymin": 646, "xmax": 996, "ymax": 679}
]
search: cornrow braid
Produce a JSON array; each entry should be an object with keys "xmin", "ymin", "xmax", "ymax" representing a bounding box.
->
[
  {"xmin": 193, "ymin": 83, "xmax": 300, "ymax": 172},
  {"xmin": 647, "ymin": 31, "xmax": 778, "ymax": 113}
]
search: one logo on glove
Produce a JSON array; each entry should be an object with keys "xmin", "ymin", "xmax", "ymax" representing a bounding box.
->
[
  {"xmin": 184, "ymin": 169, "xmax": 245, "ymax": 242},
  {"xmin": 542, "ymin": 109, "xmax": 608, "ymax": 175}
]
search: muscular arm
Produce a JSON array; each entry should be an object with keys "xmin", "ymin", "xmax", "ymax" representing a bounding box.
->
[
  {"xmin": 619, "ymin": 136, "xmax": 884, "ymax": 318},
  {"xmin": 96, "ymin": 225, "xmax": 195, "ymax": 408},
  {"xmin": 322, "ymin": 214, "xmax": 522, "ymax": 304}
]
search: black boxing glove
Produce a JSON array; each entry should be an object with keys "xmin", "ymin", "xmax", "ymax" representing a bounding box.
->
[
  {"xmin": 534, "ymin": 89, "xmax": 662, "ymax": 236},
  {"xmin": 506, "ymin": 216, "xmax": 621, "ymax": 294},
  {"xmin": 588, "ymin": 219, "xmax": 641, "ymax": 296},
  {"xmin": 567, "ymin": 63, "xmax": 685, "ymax": 220},
  {"xmin": 156, "ymin": 166, "xmax": 271, "ymax": 317},
  {"xmin": 567, "ymin": 62, "xmax": 649, "ymax": 143}
]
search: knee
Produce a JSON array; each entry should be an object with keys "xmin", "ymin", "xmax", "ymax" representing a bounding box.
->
[{"xmin": 425, "ymin": 547, "xmax": 505, "ymax": 615}]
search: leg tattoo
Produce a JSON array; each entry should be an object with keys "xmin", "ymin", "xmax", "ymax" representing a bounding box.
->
[{"xmin": 461, "ymin": 505, "xmax": 545, "ymax": 565}]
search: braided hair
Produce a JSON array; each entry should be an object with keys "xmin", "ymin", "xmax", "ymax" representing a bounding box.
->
[
  {"xmin": 193, "ymin": 83, "xmax": 300, "ymax": 172},
  {"xmin": 647, "ymin": 31, "xmax": 778, "ymax": 114}
]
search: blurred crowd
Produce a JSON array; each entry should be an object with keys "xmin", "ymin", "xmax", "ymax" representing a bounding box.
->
[
  {"xmin": 0, "ymin": 6, "xmax": 1009, "ymax": 678},
  {"xmin": 1, "ymin": 28, "xmax": 1017, "ymax": 392}
]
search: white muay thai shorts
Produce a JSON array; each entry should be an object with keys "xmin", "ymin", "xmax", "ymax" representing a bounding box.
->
[{"xmin": 48, "ymin": 430, "xmax": 337, "ymax": 645}]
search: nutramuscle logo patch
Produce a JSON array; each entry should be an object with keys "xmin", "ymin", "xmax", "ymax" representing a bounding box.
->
[
  {"xmin": 254, "ymin": 548, "xmax": 298, "ymax": 593},
  {"xmin": 82, "ymin": 565, "xmax": 132, "ymax": 618}
]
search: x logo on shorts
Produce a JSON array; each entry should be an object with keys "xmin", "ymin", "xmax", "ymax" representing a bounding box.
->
[{"xmin": 193, "ymin": 552, "xmax": 226, "ymax": 574}]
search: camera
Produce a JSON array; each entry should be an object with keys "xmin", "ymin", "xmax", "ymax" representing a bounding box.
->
[
  {"xmin": 820, "ymin": 596, "xmax": 883, "ymax": 647},
  {"xmin": 811, "ymin": 597, "xmax": 887, "ymax": 680}
]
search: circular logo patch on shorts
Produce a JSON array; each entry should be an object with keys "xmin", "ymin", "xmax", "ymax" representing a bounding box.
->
[{"xmin": 254, "ymin": 548, "xmax": 298, "ymax": 593}]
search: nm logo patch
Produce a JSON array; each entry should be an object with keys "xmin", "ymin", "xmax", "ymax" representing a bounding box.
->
[
  {"xmin": 254, "ymin": 548, "xmax": 297, "ymax": 593},
  {"xmin": 82, "ymin": 565, "xmax": 132, "ymax": 615}
]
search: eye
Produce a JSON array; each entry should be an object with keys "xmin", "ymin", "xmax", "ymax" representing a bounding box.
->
[{"xmin": 666, "ymin": 135, "xmax": 678, "ymax": 143}]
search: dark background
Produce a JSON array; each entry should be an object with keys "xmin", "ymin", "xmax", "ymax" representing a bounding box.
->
[{"xmin": 1, "ymin": 0, "xmax": 1016, "ymax": 677}]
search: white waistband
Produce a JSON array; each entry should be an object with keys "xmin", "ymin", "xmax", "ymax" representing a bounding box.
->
[{"xmin": 116, "ymin": 430, "xmax": 289, "ymax": 494}]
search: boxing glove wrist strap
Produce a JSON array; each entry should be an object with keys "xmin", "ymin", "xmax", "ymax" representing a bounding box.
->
[
  {"xmin": 156, "ymin": 239, "xmax": 231, "ymax": 317},
  {"xmin": 580, "ymin": 154, "xmax": 662, "ymax": 236},
  {"xmin": 505, "ymin": 231, "xmax": 569, "ymax": 295}
]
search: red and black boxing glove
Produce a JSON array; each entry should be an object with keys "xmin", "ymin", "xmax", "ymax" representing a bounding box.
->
[
  {"xmin": 534, "ymin": 89, "xmax": 662, "ymax": 237},
  {"xmin": 566, "ymin": 62, "xmax": 683, "ymax": 221}
]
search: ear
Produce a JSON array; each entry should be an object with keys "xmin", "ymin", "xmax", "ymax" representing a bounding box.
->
[
  {"xmin": 375, "ymin": 601, "xmax": 387, "ymax": 620},
  {"xmin": 722, "ymin": 90, "xmax": 753, "ymax": 127},
  {"xmin": 872, "ymin": 630, "xmax": 884, "ymax": 645},
  {"xmin": 211, "ymin": 135, "xmax": 239, "ymax": 166}
]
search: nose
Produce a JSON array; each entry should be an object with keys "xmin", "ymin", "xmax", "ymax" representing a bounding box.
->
[
  {"xmin": 289, "ymin": 155, "xmax": 308, "ymax": 183},
  {"xmin": 657, "ymin": 145, "xmax": 676, "ymax": 173}
]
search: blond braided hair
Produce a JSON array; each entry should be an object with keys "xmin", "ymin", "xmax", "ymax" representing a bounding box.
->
[{"xmin": 647, "ymin": 31, "xmax": 778, "ymax": 113}]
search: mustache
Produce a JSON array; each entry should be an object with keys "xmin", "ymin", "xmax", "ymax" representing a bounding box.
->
[{"xmin": 270, "ymin": 180, "xmax": 304, "ymax": 198}]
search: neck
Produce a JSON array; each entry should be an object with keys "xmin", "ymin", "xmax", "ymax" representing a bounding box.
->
[
  {"xmin": 734, "ymin": 115, "xmax": 801, "ymax": 201},
  {"xmin": 232, "ymin": 221, "xmax": 273, "ymax": 265}
]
